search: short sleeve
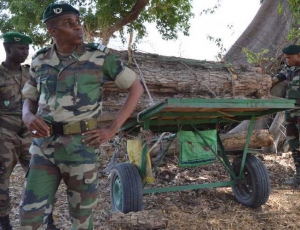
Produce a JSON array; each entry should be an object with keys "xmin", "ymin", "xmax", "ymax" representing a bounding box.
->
[
  {"xmin": 22, "ymin": 68, "xmax": 39, "ymax": 101},
  {"xmin": 102, "ymin": 53, "xmax": 137, "ymax": 89}
]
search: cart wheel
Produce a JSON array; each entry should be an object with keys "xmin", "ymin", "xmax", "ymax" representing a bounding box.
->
[
  {"xmin": 110, "ymin": 163, "xmax": 143, "ymax": 213},
  {"xmin": 231, "ymin": 154, "xmax": 270, "ymax": 208}
]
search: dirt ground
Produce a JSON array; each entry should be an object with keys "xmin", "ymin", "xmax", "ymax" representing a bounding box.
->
[{"xmin": 9, "ymin": 151, "xmax": 300, "ymax": 230}]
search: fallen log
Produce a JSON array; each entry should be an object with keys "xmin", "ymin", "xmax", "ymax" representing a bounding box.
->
[
  {"xmin": 148, "ymin": 129, "xmax": 274, "ymax": 156},
  {"xmin": 227, "ymin": 80, "xmax": 288, "ymax": 152},
  {"xmin": 220, "ymin": 129, "xmax": 274, "ymax": 150},
  {"xmin": 101, "ymin": 129, "xmax": 274, "ymax": 157},
  {"xmin": 100, "ymin": 50, "xmax": 273, "ymax": 123}
]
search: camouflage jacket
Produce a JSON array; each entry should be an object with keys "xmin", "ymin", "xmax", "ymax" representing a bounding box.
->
[
  {"xmin": 273, "ymin": 64, "xmax": 300, "ymax": 100},
  {"xmin": 0, "ymin": 63, "xmax": 29, "ymax": 131},
  {"xmin": 22, "ymin": 43, "xmax": 137, "ymax": 123}
]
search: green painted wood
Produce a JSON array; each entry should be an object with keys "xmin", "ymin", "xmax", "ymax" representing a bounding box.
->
[{"xmin": 121, "ymin": 98, "xmax": 295, "ymax": 131}]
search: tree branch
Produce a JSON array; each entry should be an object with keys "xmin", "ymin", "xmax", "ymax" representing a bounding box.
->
[{"xmin": 101, "ymin": 0, "xmax": 149, "ymax": 44}]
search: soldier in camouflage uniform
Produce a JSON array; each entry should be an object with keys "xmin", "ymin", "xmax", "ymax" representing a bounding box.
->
[
  {"xmin": 20, "ymin": 3, "xmax": 144, "ymax": 230},
  {"xmin": 0, "ymin": 32, "xmax": 57, "ymax": 230},
  {"xmin": 272, "ymin": 44, "xmax": 300, "ymax": 186},
  {"xmin": 0, "ymin": 32, "xmax": 33, "ymax": 230}
]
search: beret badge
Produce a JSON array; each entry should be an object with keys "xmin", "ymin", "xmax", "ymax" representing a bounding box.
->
[{"xmin": 53, "ymin": 8, "xmax": 63, "ymax": 14}]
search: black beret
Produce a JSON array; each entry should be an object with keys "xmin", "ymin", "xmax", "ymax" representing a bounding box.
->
[
  {"xmin": 282, "ymin": 44, "xmax": 300, "ymax": 55},
  {"xmin": 1, "ymin": 32, "xmax": 32, "ymax": 45},
  {"xmin": 42, "ymin": 3, "xmax": 79, "ymax": 23}
]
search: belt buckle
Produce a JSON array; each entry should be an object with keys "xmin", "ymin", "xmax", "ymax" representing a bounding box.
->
[
  {"xmin": 43, "ymin": 119, "xmax": 53, "ymax": 135},
  {"xmin": 80, "ymin": 120, "xmax": 89, "ymax": 132}
]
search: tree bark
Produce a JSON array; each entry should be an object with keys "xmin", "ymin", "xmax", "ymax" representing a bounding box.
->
[
  {"xmin": 224, "ymin": 0, "xmax": 293, "ymax": 67},
  {"xmin": 220, "ymin": 129, "xmax": 274, "ymax": 150},
  {"xmin": 227, "ymin": 80, "xmax": 288, "ymax": 152},
  {"xmin": 101, "ymin": 130, "xmax": 274, "ymax": 158},
  {"xmin": 145, "ymin": 130, "xmax": 274, "ymax": 157},
  {"xmin": 100, "ymin": 50, "xmax": 272, "ymax": 123}
]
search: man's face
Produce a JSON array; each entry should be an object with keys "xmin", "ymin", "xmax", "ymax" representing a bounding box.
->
[
  {"xmin": 6, "ymin": 44, "xmax": 29, "ymax": 64},
  {"xmin": 48, "ymin": 14, "xmax": 84, "ymax": 47},
  {"xmin": 284, "ymin": 53, "xmax": 300, "ymax": 66}
]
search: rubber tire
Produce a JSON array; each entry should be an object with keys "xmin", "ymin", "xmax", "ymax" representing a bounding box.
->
[
  {"xmin": 231, "ymin": 154, "xmax": 270, "ymax": 208},
  {"xmin": 110, "ymin": 163, "xmax": 143, "ymax": 213}
]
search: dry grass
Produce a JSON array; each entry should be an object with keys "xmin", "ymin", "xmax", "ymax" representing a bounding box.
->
[{"xmin": 9, "ymin": 152, "xmax": 300, "ymax": 230}]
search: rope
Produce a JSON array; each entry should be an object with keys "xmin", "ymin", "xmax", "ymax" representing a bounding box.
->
[{"xmin": 133, "ymin": 57, "xmax": 155, "ymax": 105}]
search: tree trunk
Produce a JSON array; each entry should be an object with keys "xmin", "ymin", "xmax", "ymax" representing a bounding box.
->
[
  {"xmin": 221, "ymin": 129, "xmax": 274, "ymax": 150},
  {"xmin": 146, "ymin": 130, "xmax": 274, "ymax": 157},
  {"xmin": 228, "ymin": 118, "xmax": 270, "ymax": 134},
  {"xmin": 261, "ymin": 112, "xmax": 286, "ymax": 154},
  {"xmin": 100, "ymin": 50, "xmax": 272, "ymax": 123},
  {"xmin": 227, "ymin": 80, "xmax": 288, "ymax": 152},
  {"xmin": 224, "ymin": 0, "xmax": 293, "ymax": 67}
]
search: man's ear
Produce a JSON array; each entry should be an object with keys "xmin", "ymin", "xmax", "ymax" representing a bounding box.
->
[
  {"xmin": 3, "ymin": 44, "xmax": 11, "ymax": 54},
  {"xmin": 47, "ymin": 27, "xmax": 56, "ymax": 38}
]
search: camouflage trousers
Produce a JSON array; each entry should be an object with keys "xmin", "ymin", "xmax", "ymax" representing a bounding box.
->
[
  {"xmin": 0, "ymin": 128, "xmax": 31, "ymax": 216},
  {"xmin": 285, "ymin": 109, "xmax": 300, "ymax": 151},
  {"xmin": 19, "ymin": 134, "xmax": 99, "ymax": 230}
]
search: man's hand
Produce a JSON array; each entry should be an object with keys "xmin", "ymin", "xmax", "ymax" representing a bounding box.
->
[
  {"xmin": 82, "ymin": 78, "xmax": 144, "ymax": 148},
  {"xmin": 22, "ymin": 112, "xmax": 50, "ymax": 138},
  {"xmin": 82, "ymin": 125, "xmax": 118, "ymax": 148}
]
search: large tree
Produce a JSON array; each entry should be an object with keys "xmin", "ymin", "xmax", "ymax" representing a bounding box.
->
[
  {"xmin": 224, "ymin": 0, "xmax": 300, "ymax": 71},
  {"xmin": 0, "ymin": 0, "xmax": 193, "ymax": 46},
  {"xmin": 224, "ymin": 0, "xmax": 300, "ymax": 152}
]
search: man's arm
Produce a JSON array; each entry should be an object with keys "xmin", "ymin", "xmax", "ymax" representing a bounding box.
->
[
  {"xmin": 22, "ymin": 98, "xmax": 50, "ymax": 138},
  {"xmin": 82, "ymin": 78, "xmax": 144, "ymax": 147},
  {"xmin": 109, "ymin": 79, "xmax": 144, "ymax": 133},
  {"xmin": 272, "ymin": 65, "xmax": 289, "ymax": 87}
]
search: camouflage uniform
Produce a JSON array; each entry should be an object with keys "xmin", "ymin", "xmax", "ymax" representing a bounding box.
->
[
  {"xmin": 20, "ymin": 43, "xmax": 137, "ymax": 229},
  {"xmin": 0, "ymin": 64, "xmax": 32, "ymax": 216},
  {"xmin": 273, "ymin": 65, "xmax": 300, "ymax": 178}
]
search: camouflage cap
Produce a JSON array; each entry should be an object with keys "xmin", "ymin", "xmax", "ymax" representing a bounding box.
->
[
  {"xmin": 1, "ymin": 32, "xmax": 32, "ymax": 45},
  {"xmin": 42, "ymin": 3, "xmax": 79, "ymax": 23},
  {"xmin": 282, "ymin": 44, "xmax": 300, "ymax": 55}
]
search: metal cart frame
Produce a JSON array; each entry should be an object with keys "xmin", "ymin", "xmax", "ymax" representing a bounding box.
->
[{"xmin": 109, "ymin": 98, "xmax": 295, "ymax": 213}]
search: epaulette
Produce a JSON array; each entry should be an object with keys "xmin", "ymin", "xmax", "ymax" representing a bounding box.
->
[
  {"xmin": 86, "ymin": 43, "xmax": 109, "ymax": 54},
  {"xmin": 32, "ymin": 46, "xmax": 51, "ymax": 59}
]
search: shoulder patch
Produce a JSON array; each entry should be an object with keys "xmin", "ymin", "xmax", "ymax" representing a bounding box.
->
[
  {"xmin": 86, "ymin": 43, "xmax": 109, "ymax": 54},
  {"xmin": 32, "ymin": 46, "xmax": 51, "ymax": 59}
]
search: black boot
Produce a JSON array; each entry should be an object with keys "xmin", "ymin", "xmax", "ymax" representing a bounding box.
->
[
  {"xmin": 284, "ymin": 150, "xmax": 300, "ymax": 186},
  {"xmin": 0, "ymin": 215, "xmax": 12, "ymax": 230},
  {"xmin": 284, "ymin": 167, "xmax": 300, "ymax": 186},
  {"xmin": 46, "ymin": 212, "xmax": 59, "ymax": 230}
]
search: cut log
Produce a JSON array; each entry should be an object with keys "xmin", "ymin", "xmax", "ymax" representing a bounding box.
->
[
  {"xmin": 100, "ymin": 50, "xmax": 273, "ymax": 123},
  {"xmin": 148, "ymin": 129, "xmax": 274, "ymax": 156},
  {"xmin": 220, "ymin": 129, "xmax": 274, "ymax": 150},
  {"xmin": 227, "ymin": 80, "xmax": 288, "ymax": 152},
  {"xmin": 101, "ymin": 129, "xmax": 274, "ymax": 157}
]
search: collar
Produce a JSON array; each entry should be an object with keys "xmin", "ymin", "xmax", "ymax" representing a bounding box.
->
[{"xmin": 42, "ymin": 43, "xmax": 86, "ymax": 60}]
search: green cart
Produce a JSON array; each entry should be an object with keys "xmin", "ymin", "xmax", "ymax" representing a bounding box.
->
[{"xmin": 109, "ymin": 98, "xmax": 295, "ymax": 213}]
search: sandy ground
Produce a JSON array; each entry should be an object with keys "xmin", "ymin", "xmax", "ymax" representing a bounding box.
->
[{"xmin": 8, "ymin": 152, "xmax": 300, "ymax": 230}]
